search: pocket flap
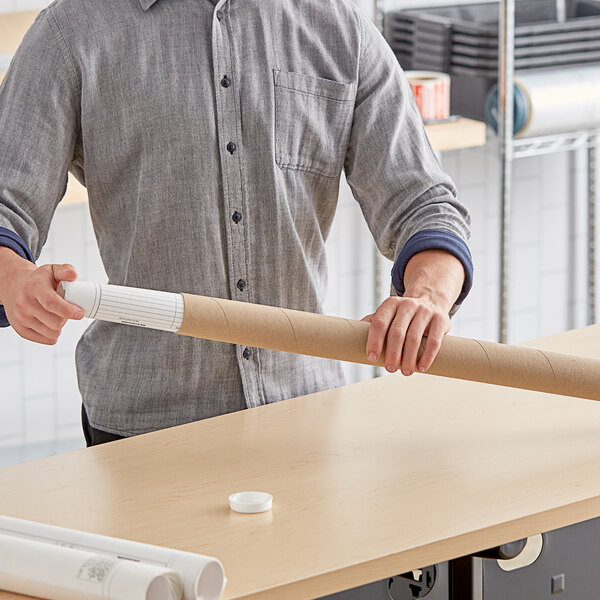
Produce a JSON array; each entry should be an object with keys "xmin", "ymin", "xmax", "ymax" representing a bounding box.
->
[{"xmin": 273, "ymin": 69, "xmax": 355, "ymax": 103}]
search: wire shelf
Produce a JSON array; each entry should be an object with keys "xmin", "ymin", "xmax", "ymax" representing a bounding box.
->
[{"xmin": 512, "ymin": 129, "xmax": 600, "ymax": 159}]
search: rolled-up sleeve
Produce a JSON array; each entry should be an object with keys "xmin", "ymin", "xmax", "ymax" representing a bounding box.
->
[
  {"xmin": 0, "ymin": 8, "xmax": 80, "ymax": 326},
  {"xmin": 344, "ymin": 10, "xmax": 472, "ymax": 306}
]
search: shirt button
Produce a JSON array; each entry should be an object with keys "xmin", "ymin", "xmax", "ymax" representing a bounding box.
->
[
  {"xmin": 216, "ymin": 10, "xmax": 223, "ymax": 20},
  {"xmin": 237, "ymin": 279, "xmax": 246, "ymax": 291},
  {"xmin": 227, "ymin": 142, "xmax": 237, "ymax": 154},
  {"xmin": 221, "ymin": 76, "xmax": 231, "ymax": 88},
  {"xmin": 232, "ymin": 211, "xmax": 242, "ymax": 223},
  {"xmin": 242, "ymin": 347, "xmax": 251, "ymax": 359}
]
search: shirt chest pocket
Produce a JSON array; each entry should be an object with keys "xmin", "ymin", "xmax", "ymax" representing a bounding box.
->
[{"xmin": 273, "ymin": 69, "xmax": 356, "ymax": 179}]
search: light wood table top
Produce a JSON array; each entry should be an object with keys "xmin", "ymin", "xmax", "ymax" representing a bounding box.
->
[{"xmin": 0, "ymin": 325, "xmax": 599, "ymax": 599}]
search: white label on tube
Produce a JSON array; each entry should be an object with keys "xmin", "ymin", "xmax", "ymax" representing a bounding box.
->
[{"xmin": 61, "ymin": 281, "xmax": 184, "ymax": 332}]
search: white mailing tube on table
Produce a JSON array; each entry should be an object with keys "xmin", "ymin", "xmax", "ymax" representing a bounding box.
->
[
  {"xmin": 61, "ymin": 281, "xmax": 600, "ymax": 402},
  {"xmin": 0, "ymin": 532, "xmax": 182, "ymax": 600},
  {"xmin": 0, "ymin": 515, "xmax": 225, "ymax": 600}
]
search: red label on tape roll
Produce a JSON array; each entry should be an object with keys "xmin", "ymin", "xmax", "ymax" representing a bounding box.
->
[{"xmin": 406, "ymin": 72, "xmax": 451, "ymax": 122}]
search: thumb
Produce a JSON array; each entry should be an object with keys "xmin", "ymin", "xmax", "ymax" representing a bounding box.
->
[{"xmin": 51, "ymin": 263, "xmax": 78, "ymax": 285}]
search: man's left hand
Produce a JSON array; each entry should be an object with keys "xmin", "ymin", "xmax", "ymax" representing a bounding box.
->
[{"xmin": 362, "ymin": 249, "xmax": 465, "ymax": 375}]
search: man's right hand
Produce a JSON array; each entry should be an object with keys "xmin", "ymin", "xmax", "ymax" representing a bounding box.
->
[{"xmin": 0, "ymin": 247, "xmax": 84, "ymax": 345}]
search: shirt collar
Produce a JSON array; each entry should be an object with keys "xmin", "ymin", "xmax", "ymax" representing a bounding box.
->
[
  {"xmin": 138, "ymin": 0, "xmax": 160, "ymax": 9},
  {"xmin": 139, "ymin": 0, "xmax": 222, "ymax": 8}
]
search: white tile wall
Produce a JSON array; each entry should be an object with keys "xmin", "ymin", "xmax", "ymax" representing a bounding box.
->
[
  {"xmin": 0, "ymin": 364, "xmax": 22, "ymax": 448},
  {"xmin": 0, "ymin": 0, "xmax": 598, "ymax": 465}
]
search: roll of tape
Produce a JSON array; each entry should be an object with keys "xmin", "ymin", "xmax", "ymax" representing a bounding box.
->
[{"xmin": 406, "ymin": 71, "xmax": 451, "ymax": 122}]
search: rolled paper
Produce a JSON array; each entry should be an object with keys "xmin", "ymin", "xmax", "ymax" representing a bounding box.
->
[
  {"xmin": 0, "ymin": 515, "xmax": 225, "ymax": 600},
  {"xmin": 0, "ymin": 532, "xmax": 183, "ymax": 600},
  {"xmin": 62, "ymin": 281, "xmax": 600, "ymax": 401},
  {"xmin": 178, "ymin": 293, "xmax": 600, "ymax": 402}
]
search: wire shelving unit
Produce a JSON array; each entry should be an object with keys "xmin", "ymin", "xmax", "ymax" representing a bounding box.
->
[
  {"xmin": 495, "ymin": 0, "xmax": 597, "ymax": 342},
  {"xmin": 374, "ymin": 0, "xmax": 598, "ymax": 343}
]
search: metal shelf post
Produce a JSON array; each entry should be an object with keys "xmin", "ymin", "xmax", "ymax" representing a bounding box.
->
[
  {"xmin": 498, "ymin": 0, "xmax": 515, "ymax": 344},
  {"xmin": 589, "ymin": 137, "xmax": 597, "ymax": 325},
  {"xmin": 374, "ymin": 0, "xmax": 386, "ymax": 378},
  {"xmin": 374, "ymin": 0, "xmax": 385, "ymax": 33}
]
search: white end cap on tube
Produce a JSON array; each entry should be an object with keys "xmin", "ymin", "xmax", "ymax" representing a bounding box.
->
[{"xmin": 59, "ymin": 280, "xmax": 98, "ymax": 317}]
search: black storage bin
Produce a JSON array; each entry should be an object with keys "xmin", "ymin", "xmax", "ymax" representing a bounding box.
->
[{"xmin": 385, "ymin": 0, "xmax": 600, "ymax": 40}]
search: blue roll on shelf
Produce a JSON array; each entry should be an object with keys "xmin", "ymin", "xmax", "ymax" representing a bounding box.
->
[{"xmin": 485, "ymin": 84, "xmax": 529, "ymax": 136}]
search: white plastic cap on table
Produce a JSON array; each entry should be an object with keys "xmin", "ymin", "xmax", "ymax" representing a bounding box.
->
[{"xmin": 228, "ymin": 492, "xmax": 273, "ymax": 514}]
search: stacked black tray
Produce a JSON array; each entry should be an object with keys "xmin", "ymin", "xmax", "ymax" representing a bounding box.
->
[{"xmin": 385, "ymin": 0, "xmax": 600, "ymax": 121}]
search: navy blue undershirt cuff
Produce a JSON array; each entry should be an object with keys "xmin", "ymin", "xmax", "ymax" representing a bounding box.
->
[
  {"xmin": 0, "ymin": 227, "xmax": 35, "ymax": 328},
  {"xmin": 391, "ymin": 229, "xmax": 473, "ymax": 306}
]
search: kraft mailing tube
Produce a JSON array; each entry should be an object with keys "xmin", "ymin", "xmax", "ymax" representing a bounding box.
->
[
  {"xmin": 63, "ymin": 281, "xmax": 600, "ymax": 402},
  {"xmin": 179, "ymin": 293, "xmax": 600, "ymax": 402}
]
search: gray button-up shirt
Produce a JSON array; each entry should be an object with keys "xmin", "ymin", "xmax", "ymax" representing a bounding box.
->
[{"xmin": 0, "ymin": 0, "xmax": 470, "ymax": 435}]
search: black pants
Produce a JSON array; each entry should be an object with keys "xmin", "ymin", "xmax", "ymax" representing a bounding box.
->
[{"xmin": 81, "ymin": 405, "xmax": 126, "ymax": 447}]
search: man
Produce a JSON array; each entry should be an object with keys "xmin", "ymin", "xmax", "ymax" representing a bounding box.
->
[{"xmin": 0, "ymin": 0, "xmax": 472, "ymax": 445}]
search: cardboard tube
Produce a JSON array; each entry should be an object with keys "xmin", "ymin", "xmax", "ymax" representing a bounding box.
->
[{"xmin": 179, "ymin": 294, "xmax": 600, "ymax": 402}]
